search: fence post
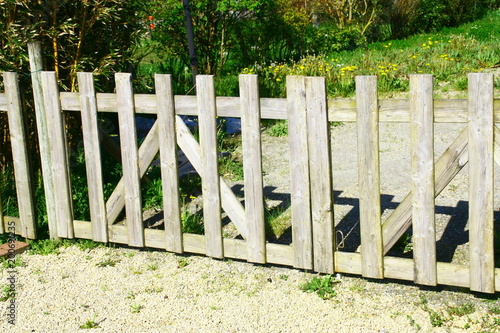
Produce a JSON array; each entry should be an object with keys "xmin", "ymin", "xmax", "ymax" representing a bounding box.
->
[
  {"xmin": 77, "ymin": 72, "xmax": 108, "ymax": 242},
  {"xmin": 28, "ymin": 42, "xmax": 59, "ymax": 239},
  {"xmin": 197, "ymin": 75, "xmax": 223, "ymax": 258},
  {"xmin": 155, "ymin": 74, "xmax": 183, "ymax": 253},
  {"xmin": 356, "ymin": 75, "xmax": 383, "ymax": 279},
  {"xmin": 287, "ymin": 75, "xmax": 313, "ymax": 270},
  {"xmin": 4, "ymin": 72, "xmax": 37, "ymax": 238},
  {"xmin": 306, "ymin": 76, "xmax": 335, "ymax": 274},
  {"xmin": 115, "ymin": 73, "xmax": 144, "ymax": 247},
  {"xmin": 240, "ymin": 74, "xmax": 266, "ymax": 264},
  {"xmin": 468, "ymin": 73, "xmax": 495, "ymax": 293},
  {"xmin": 410, "ymin": 74, "xmax": 436, "ymax": 286},
  {"xmin": 40, "ymin": 71, "xmax": 74, "ymax": 238}
]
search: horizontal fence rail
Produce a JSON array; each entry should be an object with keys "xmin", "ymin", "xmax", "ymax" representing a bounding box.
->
[{"xmin": 1, "ymin": 71, "xmax": 499, "ymax": 293}]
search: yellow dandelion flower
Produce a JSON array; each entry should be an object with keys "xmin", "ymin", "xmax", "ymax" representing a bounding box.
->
[{"xmin": 276, "ymin": 78, "xmax": 282, "ymax": 82}]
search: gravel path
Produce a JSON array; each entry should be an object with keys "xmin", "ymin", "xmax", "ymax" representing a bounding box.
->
[
  {"xmin": 1, "ymin": 246, "xmax": 499, "ymax": 332},
  {"xmin": 1, "ymin": 122, "xmax": 500, "ymax": 332}
]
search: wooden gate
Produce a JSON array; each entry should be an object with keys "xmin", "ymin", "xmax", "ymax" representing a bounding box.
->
[{"xmin": 1, "ymin": 71, "xmax": 499, "ymax": 293}]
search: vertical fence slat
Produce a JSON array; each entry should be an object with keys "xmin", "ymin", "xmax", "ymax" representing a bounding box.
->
[
  {"xmin": 468, "ymin": 73, "xmax": 495, "ymax": 293},
  {"xmin": 115, "ymin": 73, "xmax": 144, "ymax": 247},
  {"xmin": 4, "ymin": 72, "xmax": 37, "ymax": 238},
  {"xmin": 286, "ymin": 76, "xmax": 313, "ymax": 270},
  {"xmin": 356, "ymin": 75, "xmax": 383, "ymax": 279},
  {"xmin": 78, "ymin": 72, "xmax": 108, "ymax": 242},
  {"xmin": 155, "ymin": 74, "xmax": 183, "ymax": 253},
  {"xmin": 240, "ymin": 74, "xmax": 266, "ymax": 264},
  {"xmin": 306, "ymin": 76, "xmax": 335, "ymax": 274},
  {"xmin": 41, "ymin": 71, "xmax": 74, "ymax": 238},
  {"xmin": 29, "ymin": 42, "xmax": 58, "ymax": 239},
  {"xmin": 197, "ymin": 75, "xmax": 223, "ymax": 258},
  {"xmin": 410, "ymin": 74, "xmax": 436, "ymax": 286}
]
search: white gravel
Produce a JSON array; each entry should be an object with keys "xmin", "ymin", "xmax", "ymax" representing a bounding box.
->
[{"xmin": 1, "ymin": 246, "xmax": 499, "ymax": 332}]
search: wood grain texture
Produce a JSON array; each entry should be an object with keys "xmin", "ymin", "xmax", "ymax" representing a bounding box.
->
[
  {"xmin": 29, "ymin": 44, "xmax": 58, "ymax": 239},
  {"xmin": 356, "ymin": 76, "xmax": 383, "ymax": 279},
  {"xmin": 306, "ymin": 76, "xmax": 335, "ymax": 274},
  {"xmin": 240, "ymin": 75, "xmax": 266, "ymax": 263},
  {"xmin": 197, "ymin": 75, "xmax": 223, "ymax": 258},
  {"xmin": 77, "ymin": 73, "xmax": 107, "ymax": 242},
  {"xmin": 286, "ymin": 76, "xmax": 313, "ymax": 270},
  {"xmin": 155, "ymin": 74, "xmax": 183, "ymax": 253},
  {"xmin": 4, "ymin": 72, "xmax": 37, "ymax": 238},
  {"xmin": 41, "ymin": 72, "xmax": 74, "ymax": 239},
  {"xmin": 468, "ymin": 73, "xmax": 495, "ymax": 293},
  {"xmin": 409, "ymin": 75, "xmax": 436, "ymax": 286},
  {"xmin": 115, "ymin": 73, "xmax": 144, "ymax": 247}
]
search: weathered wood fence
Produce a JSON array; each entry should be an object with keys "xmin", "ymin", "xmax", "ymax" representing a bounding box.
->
[{"xmin": 1, "ymin": 71, "xmax": 499, "ymax": 293}]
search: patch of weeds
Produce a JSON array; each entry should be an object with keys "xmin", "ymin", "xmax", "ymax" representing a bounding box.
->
[
  {"xmin": 125, "ymin": 291, "xmax": 135, "ymax": 300},
  {"xmin": 181, "ymin": 208, "xmax": 204, "ymax": 234},
  {"xmin": 130, "ymin": 304, "xmax": 143, "ymax": 313},
  {"xmin": 219, "ymin": 155, "xmax": 244, "ymax": 181},
  {"xmin": 143, "ymin": 177, "xmax": 163, "ymax": 209},
  {"xmin": 74, "ymin": 239, "xmax": 102, "ymax": 251},
  {"xmin": 1, "ymin": 256, "xmax": 25, "ymax": 270},
  {"xmin": 407, "ymin": 315, "xmax": 421, "ymax": 330},
  {"xmin": 177, "ymin": 257, "xmax": 189, "ymax": 268},
  {"xmin": 429, "ymin": 310, "xmax": 445, "ymax": 327},
  {"xmin": 96, "ymin": 257, "xmax": 121, "ymax": 268},
  {"xmin": 0, "ymin": 284, "xmax": 15, "ymax": 301},
  {"xmin": 145, "ymin": 286, "xmax": 164, "ymax": 294},
  {"xmin": 28, "ymin": 239, "xmax": 64, "ymax": 255},
  {"xmin": 301, "ymin": 275, "xmax": 340, "ymax": 300},
  {"xmin": 147, "ymin": 262, "xmax": 158, "ymax": 271},
  {"xmin": 122, "ymin": 251, "xmax": 135, "ymax": 258},
  {"xmin": 447, "ymin": 302, "xmax": 475, "ymax": 317},
  {"xmin": 79, "ymin": 316, "xmax": 99, "ymax": 329},
  {"xmin": 265, "ymin": 205, "xmax": 291, "ymax": 239},
  {"xmin": 488, "ymin": 304, "xmax": 500, "ymax": 315},
  {"xmin": 279, "ymin": 274, "xmax": 289, "ymax": 281},
  {"xmin": 266, "ymin": 120, "xmax": 288, "ymax": 137}
]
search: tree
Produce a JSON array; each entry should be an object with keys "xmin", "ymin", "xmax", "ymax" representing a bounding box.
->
[{"xmin": 149, "ymin": 0, "xmax": 281, "ymax": 75}]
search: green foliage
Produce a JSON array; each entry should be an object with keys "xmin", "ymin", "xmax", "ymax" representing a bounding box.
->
[
  {"xmin": 0, "ymin": 284, "xmax": 15, "ymax": 302},
  {"xmin": 96, "ymin": 257, "xmax": 121, "ymax": 268},
  {"xmin": 446, "ymin": 302, "xmax": 476, "ymax": 317},
  {"xmin": 181, "ymin": 208, "xmax": 204, "ymax": 235},
  {"xmin": 301, "ymin": 275, "xmax": 340, "ymax": 299},
  {"xmin": 79, "ymin": 316, "xmax": 99, "ymax": 329},
  {"xmin": 266, "ymin": 120, "xmax": 288, "ymax": 137},
  {"xmin": 28, "ymin": 239, "xmax": 66, "ymax": 255}
]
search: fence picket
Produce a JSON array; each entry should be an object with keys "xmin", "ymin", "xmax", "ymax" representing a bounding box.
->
[
  {"xmin": 197, "ymin": 75, "xmax": 223, "ymax": 258},
  {"xmin": 41, "ymin": 72, "xmax": 74, "ymax": 238},
  {"xmin": 77, "ymin": 73, "xmax": 107, "ymax": 242},
  {"xmin": 155, "ymin": 74, "xmax": 183, "ymax": 253},
  {"xmin": 287, "ymin": 76, "xmax": 313, "ymax": 270},
  {"xmin": 468, "ymin": 73, "xmax": 495, "ymax": 293},
  {"xmin": 29, "ymin": 43, "xmax": 58, "ymax": 239},
  {"xmin": 356, "ymin": 75, "xmax": 383, "ymax": 279},
  {"xmin": 115, "ymin": 73, "xmax": 144, "ymax": 247},
  {"xmin": 240, "ymin": 74, "xmax": 266, "ymax": 263},
  {"xmin": 306, "ymin": 76, "xmax": 335, "ymax": 274},
  {"xmin": 4, "ymin": 72, "xmax": 37, "ymax": 238},
  {"xmin": 410, "ymin": 74, "xmax": 436, "ymax": 285}
]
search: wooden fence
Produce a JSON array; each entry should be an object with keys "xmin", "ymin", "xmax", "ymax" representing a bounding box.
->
[{"xmin": 1, "ymin": 71, "xmax": 499, "ymax": 293}]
